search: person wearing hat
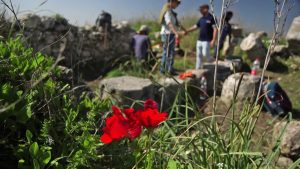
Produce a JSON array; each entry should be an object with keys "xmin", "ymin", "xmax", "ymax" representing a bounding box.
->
[
  {"xmin": 187, "ymin": 4, "xmax": 217, "ymax": 69},
  {"xmin": 159, "ymin": 0, "xmax": 187, "ymax": 75},
  {"xmin": 131, "ymin": 25, "xmax": 152, "ymax": 61}
]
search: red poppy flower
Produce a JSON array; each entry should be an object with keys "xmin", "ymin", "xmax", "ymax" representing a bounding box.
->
[
  {"xmin": 100, "ymin": 107, "xmax": 129, "ymax": 144},
  {"xmin": 137, "ymin": 99, "xmax": 168, "ymax": 128},
  {"xmin": 100, "ymin": 100, "xmax": 168, "ymax": 144},
  {"xmin": 144, "ymin": 99, "xmax": 158, "ymax": 110},
  {"xmin": 124, "ymin": 108, "xmax": 142, "ymax": 140},
  {"xmin": 100, "ymin": 106, "xmax": 142, "ymax": 144}
]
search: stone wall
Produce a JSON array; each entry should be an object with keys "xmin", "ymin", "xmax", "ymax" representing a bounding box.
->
[{"xmin": 0, "ymin": 14, "xmax": 135, "ymax": 81}]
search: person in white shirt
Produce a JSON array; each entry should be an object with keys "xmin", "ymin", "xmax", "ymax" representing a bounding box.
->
[{"xmin": 159, "ymin": 0, "xmax": 186, "ymax": 75}]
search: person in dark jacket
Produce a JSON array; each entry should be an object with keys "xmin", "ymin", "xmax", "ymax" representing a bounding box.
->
[{"xmin": 215, "ymin": 11, "xmax": 233, "ymax": 57}]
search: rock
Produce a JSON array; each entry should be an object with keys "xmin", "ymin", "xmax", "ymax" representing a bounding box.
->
[
  {"xmin": 231, "ymin": 25, "xmax": 243, "ymax": 38},
  {"xmin": 98, "ymin": 76, "xmax": 156, "ymax": 107},
  {"xmin": 157, "ymin": 77, "xmax": 184, "ymax": 109},
  {"xmin": 277, "ymin": 156, "xmax": 293, "ymax": 169},
  {"xmin": 116, "ymin": 21, "xmax": 130, "ymax": 30},
  {"xmin": 203, "ymin": 62, "xmax": 232, "ymax": 95},
  {"xmin": 157, "ymin": 69, "xmax": 211, "ymax": 109},
  {"xmin": 3, "ymin": 14, "xmax": 135, "ymax": 81},
  {"xmin": 240, "ymin": 33, "xmax": 267, "ymax": 61},
  {"xmin": 224, "ymin": 57, "xmax": 243, "ymax": 72},
  {"xmin": 57, "ymin": 66, "xmax": 73, "ymax": 83},
  {"xmin": 221, "ymin": 73, "xmax": 260, "ymax": 106},
  {"xmin": 274, "ymin": 121, "xmax": 300, "ymax": 159},
  {"xmin": 272, "ymin": 45, "xmax": 290, "ymax": 58},
  {"xmin": 286, "ymin": 16, "xmax": 300, "ymax": 55},
  {"xmin": 21, "ymin": 14, "xmax": 41, "ymax": 29},
  {"xmin": 290, "ymin": 64, "xmax": 299, "ymax": 71},
  {"xmin": 42, "ymin": 16, "xmax": 56, "ymax": 30}
]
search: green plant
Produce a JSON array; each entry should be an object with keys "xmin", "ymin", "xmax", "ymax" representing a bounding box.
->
[{"xmin": 0, "ymin": 38, "xmax": 112, "ymax": 168}]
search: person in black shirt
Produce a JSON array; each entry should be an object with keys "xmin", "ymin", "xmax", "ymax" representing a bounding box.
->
[
  {"xmin": 215, "ymin": 11, "xmax": 233, "ymax": 57},
  {"xmin": 187, "ymin": 4, "xmax": 217, "ymax": 69}
]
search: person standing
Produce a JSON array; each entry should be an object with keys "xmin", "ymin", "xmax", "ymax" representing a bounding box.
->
[
  {"xmin": 187, "ymin": 4, "xmax": 217, "ymax": 69},
  {"xmin": 216, "ymin": 11, "xmax": 233, "ymax": 57},
  {"xmin": 159, "ymin": 0, "xmax": 186, "ymax": 75},
  {"xmin": 131, "ymin": 25, "xmax": 152, "ymax": 61}
]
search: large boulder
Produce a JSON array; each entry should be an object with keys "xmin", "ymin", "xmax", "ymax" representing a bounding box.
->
[
  {"xmin": 255, "ymin": 31, "xmax": 268, "ymax": 39},
  {"xmin": 221, "ymin": 73, "xmax": 260, "ymax": 106},
  {"xmin": 271, "ymin": 45, "xmax": 290, "ymax": 58},
  {"xmin": 203, "ymin": 62, "xmax": 232, "ymax": 95},
  {"xmin": 240, "ymin": 33, "xmax": 267, "ymax": 61},
  {"xmin": 158, "ymin": 69, "xmax": 210, "ymax": 110},
  {"xmin": 274, "ymin": 121, "xmax": 300, "ymax": 160},
  {"xmin": 157, "ymin": 77, "xmax": 185, "ymax": 109},
  {"xmin": 286, "ymin": 16, "xmax": 300, "ymax": 55},
  {"xmin": 98, "ymin": 76, "xmax": 156, "ymax": 107}
]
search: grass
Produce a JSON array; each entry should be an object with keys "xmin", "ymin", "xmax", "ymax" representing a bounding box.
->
[{"xmin": 99, "ymin": 17, "xmax": 300, "ymax": 169}]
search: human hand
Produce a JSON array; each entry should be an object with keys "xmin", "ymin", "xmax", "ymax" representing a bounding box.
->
[
  {"xmin": 183, "ymin": 30, "xmax": 188, "ymax": 36},
  {"xmin": 210, "ymin": 40, "xmax": 216, "ymax": 48}
]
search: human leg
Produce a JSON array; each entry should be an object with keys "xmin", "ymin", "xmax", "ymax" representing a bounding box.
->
[{"xmin": 196, "ymin": 41, "xmax": 203, "ymax": 69}]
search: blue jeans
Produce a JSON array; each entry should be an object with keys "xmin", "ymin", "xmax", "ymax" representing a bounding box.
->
[{"xmin": 161, "ymin": 34, "xmax": 175, "ymax": 73}]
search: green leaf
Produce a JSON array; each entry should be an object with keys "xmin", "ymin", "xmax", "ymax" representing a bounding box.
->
[
  {"xmin": 25, "ymin": 130, "xmax": 33, "ymax": 143},
  {"xmin": 33, "ymin": 159, "xmax": 40, "ymax": 169},
  {"xmin": 29, "ymin": 142, "xmax": 39, "ymax": 158},
  {"xmin": 39, "ymin": 150, "xmax": 51, "ymax": 166},
  {"xmin": 18, "ymin": 159, "xmax": 25, "ymax": 165},
  {"xmin": 26, "ymin": 104, "xmax": 32, "ymax": 119},
  {"xmin": 167, "ymin": 159, "xmax": 179, "ymax": 169},
  {"xmin": 83, "ymin": 140, "xmax": 89, "ymax": 148}
]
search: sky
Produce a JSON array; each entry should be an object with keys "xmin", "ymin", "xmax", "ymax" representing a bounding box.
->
[{"xmin": 12, "ymin": 0, "xmax": 300, "ymax": 33}]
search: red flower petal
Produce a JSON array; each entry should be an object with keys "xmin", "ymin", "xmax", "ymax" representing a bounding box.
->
[
  {"xmin": 137, "ymin": 109, "xmax": 168, "ymax": 128},
  {"xmin": 112, "ymin": 106, "xmax": 122, "ymax": 115},
  {"xmin": 124, "ymin": 108, "xmax": 135, "ymax": 118},
  {"xmin": 100, "ymin": 133, "xmax": 113, "ymax": 144},
  {"xmin": 144, "ymin": 99, "xmax": 158, "ymax": 110}
]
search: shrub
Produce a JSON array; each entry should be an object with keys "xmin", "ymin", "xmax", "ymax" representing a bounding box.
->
[{"xmin": 0, "ymin": 38, "xmax": 111, "ymax": 168}]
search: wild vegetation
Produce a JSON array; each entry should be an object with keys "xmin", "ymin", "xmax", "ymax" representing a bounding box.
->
[{"xmin": 1, "ymin": 0, "xmax": 300, "ymax": 168}]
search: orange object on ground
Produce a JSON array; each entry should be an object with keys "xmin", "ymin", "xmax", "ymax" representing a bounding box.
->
[{"xmin": 179, "ymin": 72, "xmax": 194, "ymax": 80}]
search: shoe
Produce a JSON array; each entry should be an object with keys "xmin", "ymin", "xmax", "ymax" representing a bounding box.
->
[{"xmin": 168, "ymin": 70, "xmax": 178, "ymax": 76}]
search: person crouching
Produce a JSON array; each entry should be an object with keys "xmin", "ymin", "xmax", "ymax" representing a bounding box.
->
[{"xmin": 131, "ymin": 25, "xmax": 152, "ymax": 61}]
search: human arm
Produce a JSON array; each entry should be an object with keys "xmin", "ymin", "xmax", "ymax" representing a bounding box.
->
[
  {"xmin": 168, "ymin": 22, "xmax": 181, "ymax": 38},
  {"xmin": 164, "ymin": 11, "xmax": 181, "ymax": 37},
  {"xmin": 186, "ymin": 25, "xmax": 198, "ymax": 33},
  {"xmin": 210, "ymin": 27, "xmax": 217, "ymax": 48}
]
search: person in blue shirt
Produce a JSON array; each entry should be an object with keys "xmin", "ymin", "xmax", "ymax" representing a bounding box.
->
[{"xmin": 187, "ymin": 4, "xmax": 217, "ymax": 69}]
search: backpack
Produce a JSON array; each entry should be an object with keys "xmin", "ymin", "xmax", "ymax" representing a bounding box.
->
[{"xmin": 263, "ymin": 82, "xmax": 292, "ymax": 116}]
